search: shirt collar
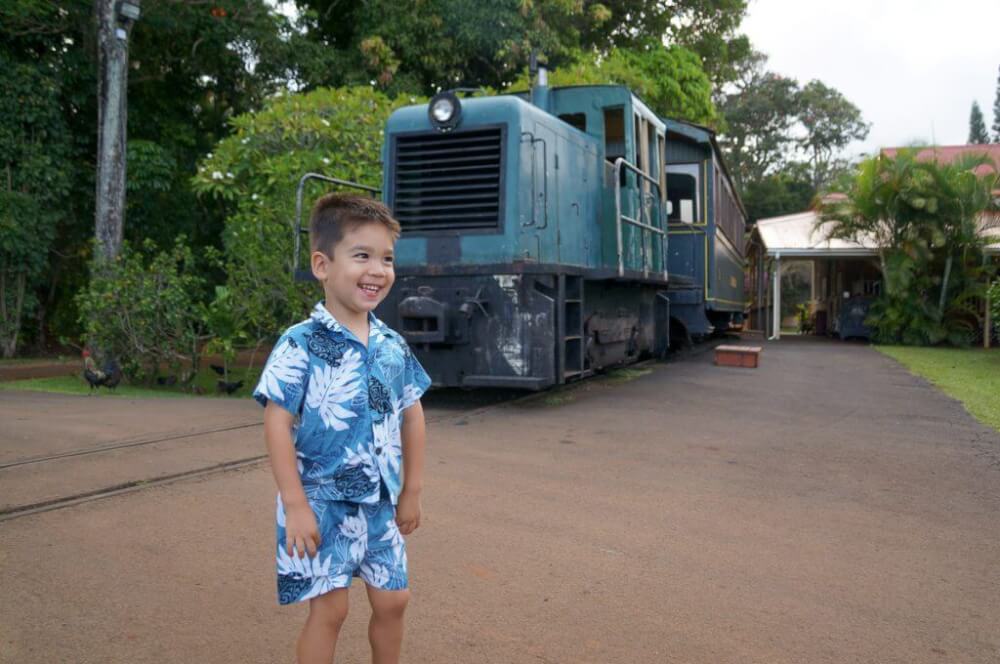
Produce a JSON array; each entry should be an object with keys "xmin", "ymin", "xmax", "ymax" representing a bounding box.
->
[{"xmin": 310, "ymin": 301, "xmax": 391, "ymax": 344}]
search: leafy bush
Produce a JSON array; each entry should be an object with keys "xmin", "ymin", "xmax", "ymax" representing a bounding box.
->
[
  {"xmin": 192, "ymin": 85, "xmax": 422, "ymax": 340},
  {"xmin": 77, "ymin": 238, "xmax": 207, "ymax": 383},
  {"xmin": 822, "ymin": 150, "xmax": 998, "ymax": 346}
]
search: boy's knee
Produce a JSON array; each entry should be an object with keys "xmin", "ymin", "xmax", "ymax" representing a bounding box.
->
[
  {"xmin": 311, "ymin": 595, "xmax": 349, "ymax": 632},
  {"xmin": 371, "ymin": 589, "xmax": 410, "ymax": 619}
]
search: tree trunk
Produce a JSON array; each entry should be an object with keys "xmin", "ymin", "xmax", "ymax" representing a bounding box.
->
[{"xmin": 94, "ymin": 0, "xmax": 137, "ymax": 263}]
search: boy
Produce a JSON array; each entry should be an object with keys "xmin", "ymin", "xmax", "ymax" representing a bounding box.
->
[{"xmin": 253, "ymin": 194, "xmax": 431, "ymax": 664}]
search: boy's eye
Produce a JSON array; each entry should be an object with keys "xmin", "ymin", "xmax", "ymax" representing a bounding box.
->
[
  {"xmin": 354, "ymin": 253, "xmax": 368, "ymax": 259},
  {"xmin": 384, "ymin": 256, "xmax": 394, "ymax": 264}
]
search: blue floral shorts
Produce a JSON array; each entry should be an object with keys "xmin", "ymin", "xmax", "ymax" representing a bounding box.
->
[{"xmin": 275, "ymin": 488, "xmax": 408, "ymax": 605}]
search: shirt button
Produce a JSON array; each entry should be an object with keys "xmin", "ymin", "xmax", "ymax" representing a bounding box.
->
[{"xmin": 375, "ymin": 447, "xmax": 383, "ymax": 455}]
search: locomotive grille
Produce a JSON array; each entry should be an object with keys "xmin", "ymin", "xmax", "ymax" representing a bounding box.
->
[{"xmin": 392, "ymin": 127, "xmax": 504, "ymax": 232}]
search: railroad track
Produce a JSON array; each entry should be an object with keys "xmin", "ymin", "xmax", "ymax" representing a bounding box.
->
[{"xmin": 0, "ymin": 390, "xmax": 524, "ymax": 523}]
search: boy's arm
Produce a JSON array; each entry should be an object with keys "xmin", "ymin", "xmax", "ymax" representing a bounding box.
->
[
  {"xmin": 263, "ymin": 402, "xmax": 319, "ymax": 557},
  {"xmin": 396, "ymin": 400, "xmax": 426, "ymax": 535}
]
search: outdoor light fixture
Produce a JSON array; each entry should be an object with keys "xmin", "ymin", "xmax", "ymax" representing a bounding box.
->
[
  {"xmin": 118, "ymin": 1, "xmax": 141, "ymax": 22},
  {"xmin": 428, "ymin": 91, "xmax": 461, "ymax": 132}
]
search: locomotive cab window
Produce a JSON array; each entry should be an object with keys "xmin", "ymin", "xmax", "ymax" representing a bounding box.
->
[
  {"xmin": 667, "ymin": 163, "xmax": 700, "ymax": 224},
  {"xmin": 603, "ymin": 107, "xmax": 627, "ymax": 187},
  {"xmin": 559, "ymin": 113, "xmax": 586, "ymax": 132},
  {"xmin": 603, "ymin": 108, "xmax": 625, "ymax": 163}
]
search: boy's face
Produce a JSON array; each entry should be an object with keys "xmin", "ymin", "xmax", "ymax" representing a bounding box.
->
[{"xmin": 311, "ymin": 222, "xmax": 396, "ymax": 318}]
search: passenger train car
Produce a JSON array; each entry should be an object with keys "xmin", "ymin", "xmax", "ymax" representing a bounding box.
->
[{"xmin": 299, "ymin": 75, "xmax": 747, "ymax": 389}]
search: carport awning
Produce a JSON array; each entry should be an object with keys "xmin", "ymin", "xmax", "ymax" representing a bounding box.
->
[
  {"xmin": 755, "ymin": 211, "xmax": 877, "ymax": 258},
  {"xmin": 756, "ymin": 209, "xmax": 1000, "ymax": 257}
]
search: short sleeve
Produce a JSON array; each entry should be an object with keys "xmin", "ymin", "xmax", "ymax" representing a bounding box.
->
[
  {"xmin": 400, "ymin": 344, "xmax": 431, "ymax": 410},
  {"xmin": 253, "ymin": 332, "xmax": 310, "ymax": 416}
]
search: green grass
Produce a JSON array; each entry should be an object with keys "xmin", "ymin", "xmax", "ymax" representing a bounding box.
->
[
  {"xmin": 0, "ymin": 365, "xmax": 263, "ymax": 399},
  {"xmin": 877, "ymin": 346, "xmax": 1000, "ymax": 432}
]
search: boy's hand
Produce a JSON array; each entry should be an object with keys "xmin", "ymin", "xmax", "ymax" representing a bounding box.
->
[
  {"xmin": 396, "ymin": 489, "xmax": 422, "ymax": 535},
  {"xmin": 284, "ymin": 501, "xmax": 321, "ymax": 558}
]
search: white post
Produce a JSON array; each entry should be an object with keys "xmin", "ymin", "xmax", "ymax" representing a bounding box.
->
[{"xmin": 771, "ymin": 254, "xmax": 782, "ymax": 340}]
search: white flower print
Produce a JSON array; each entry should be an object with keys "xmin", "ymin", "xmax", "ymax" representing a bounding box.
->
[
  {"xmin": 344, "ymin": 445, "xmax": 380, "ymax": 483},
  {"xmin": 259, "ymin": 337, "xmax": 309, "ymax": 402},
  {"xmin": 372, "ymin": 412, "xmax": 402, "ymax": 476},
  {"xmin": 338, "ymin": 510, "xmax": 368, "ymax": 562},
  {"xmin": 361, "ymin": 562, "xmax": 389, "ymax": 588},
  {"xmin": 379, "ymin": 517, "xmax": 403, "ymax": 550},
  {"xmin": 306, "ymin": 348, "xmax": 363, "ymax": 430},
  {"xmin": 277, "ymin": 545, "xmax": 333, "ymax": 580},
  {"xmin": 401, "ymin": 383, "xmax": 422, "ymax": 409},
  {"xmin": 277, "ymin": 545, "xmax": 348, "ymax": 601}
]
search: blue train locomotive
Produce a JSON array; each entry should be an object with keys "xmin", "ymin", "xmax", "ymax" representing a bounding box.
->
[{"xmin": 302, "ymin": 74, "xmax": 747, "ymax": 389}]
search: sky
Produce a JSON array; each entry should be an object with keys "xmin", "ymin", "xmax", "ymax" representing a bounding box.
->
[{"xmin": 742, "ymin": 0, "xmax": 1000, "ymax": 158}]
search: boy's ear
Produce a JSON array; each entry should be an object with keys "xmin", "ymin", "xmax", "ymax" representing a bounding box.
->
[{"xmin": 310, "ymin": 250, "xmax": 331, "ymax": 281}]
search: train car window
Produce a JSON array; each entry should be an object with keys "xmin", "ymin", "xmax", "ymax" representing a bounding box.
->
[
  {"xmin": 603, "ymin": 108, "xmax": 625, "ymax": 163},
  {"xmin": 559, "ymin": 113, "xmax": 586, "ymax": 132},
  {"xmin": 633, "ymin": 113, "xmax": 644, "ymax": 173},
  {"xmin": 667, "ymin": 163, "xmax": 700, "ymax": 224},
  {"xmin": 646, "ymin": 124, "xmax": 658, "ymax": 179},
  {"xmin": 657, "ymin": 134, "xmax": 666, "ymax": 200}
]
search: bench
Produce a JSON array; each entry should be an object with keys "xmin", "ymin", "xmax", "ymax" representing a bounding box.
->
[{"xmin": 714, "ymin": 345, "xmax": 762, "ymax": 369}]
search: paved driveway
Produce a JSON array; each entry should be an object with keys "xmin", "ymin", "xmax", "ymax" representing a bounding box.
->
[{"xmin": 1, "ymin": 339, "xmax": 998, "ymax": 663}]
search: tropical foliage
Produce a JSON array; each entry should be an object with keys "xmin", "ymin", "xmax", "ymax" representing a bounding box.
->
[
  {"xmin": 76, "ymin": 238, "xmax": 209, "ymax": 382},
  {"xmin": 507, "ymin": 45, "xmax": 718, "ymax": 125},
  {"xmin": 192, "ymin": 86, "xmax": 420, "ymax": 342},
  {"xmin": 821, "ymin": 150, "xmax": 999, "ymax": 346}
]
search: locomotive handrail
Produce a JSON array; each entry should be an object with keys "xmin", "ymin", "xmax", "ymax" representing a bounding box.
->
[
  {"xmin": 292, "ymin": 173, "xmax": 381, "ymax": 280},
  {"xmin": 613, "ymin": 158, "xmax": 668, "ymax": 280}
]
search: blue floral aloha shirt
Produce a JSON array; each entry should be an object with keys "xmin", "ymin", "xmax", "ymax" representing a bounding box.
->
[{"xmin": 253, "ymin": 302, "xmax": 431, "ymax": 506}]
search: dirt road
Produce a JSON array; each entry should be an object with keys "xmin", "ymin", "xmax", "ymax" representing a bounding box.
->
[{"xmin": 1, "ymin": 339, "xmax": 998, "ymax": 663}]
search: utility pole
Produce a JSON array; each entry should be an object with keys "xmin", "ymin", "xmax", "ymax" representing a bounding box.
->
[{"xmin": 95, "ymin": 0, "xmax": 140, "ymax": 262}]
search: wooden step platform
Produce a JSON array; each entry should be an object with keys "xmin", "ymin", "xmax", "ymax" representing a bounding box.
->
[{"xmin": 714, "ymin": 345, "xmax": 762, "ymax": 369}]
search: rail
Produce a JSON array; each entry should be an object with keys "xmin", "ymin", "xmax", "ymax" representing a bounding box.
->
[
  {"xmin": 613, "ymin": 158, "xmax": 667, "ymax": 279},
  {"xmin": 292, "ymin": 173, "xmax": 381, "ymax": 279}
]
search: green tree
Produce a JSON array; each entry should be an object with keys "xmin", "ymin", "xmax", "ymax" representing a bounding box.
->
[
  {"xmin": 969, "ymin": 101, "xmax": 989, "ymax": 144},
  {"xmin": 294, "ymin": 0, "xmax": 751, "ymax": 92},
  {"xmin": 0, "ymin": 52, "xmax": 73, "ymax": 357},
  {"xmin": 739, "ymin": 163, "xmax": 816, "ymax": 222},
  {"xmin": 797, "ymin": 80, "xmax": 869, "ymax": 188},
  {"xmin": 718, "ymin": 53, "xmax": 800, "ymax": 189},
  {"xmin": 821, "ymin": 150, "xmax": 998, "ymax": 346},
  {"xmin": 0, "ymin": 0, "xmax": 334, "ymax": 351},
  {"xmin": 507, "ymin": 45, "xmax": 718, "ymax": 126},
  {"xmin": 192, "ymin": 86, "xmax": 420, "ymax": 341}
]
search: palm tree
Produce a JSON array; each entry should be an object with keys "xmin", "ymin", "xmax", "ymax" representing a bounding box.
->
[{"xmin": 819, "ymin": 149, "xmax": 998, "ymax": 345}]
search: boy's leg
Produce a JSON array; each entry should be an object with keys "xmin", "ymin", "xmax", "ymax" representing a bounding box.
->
[
  {"xmin": 298, "ymin": 588, "xmax": 350, "ymax": 664},
  {"xmin": 365, "ymin": 585, "xmax": 410, "ymax": 664}
]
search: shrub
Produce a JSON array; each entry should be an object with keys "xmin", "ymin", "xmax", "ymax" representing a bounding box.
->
[
  {"xmin": 77, "ymin": 238, "xmax": 207, "ymax": 383},
  {"xmin": 192, "ymin": 85, "xmax": 423, "ymax": 340}
]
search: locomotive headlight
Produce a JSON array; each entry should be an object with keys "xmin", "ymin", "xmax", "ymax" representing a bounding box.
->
[{"xmin": 428, "ymin": 91, "xmax": 461, "ymax": 131}]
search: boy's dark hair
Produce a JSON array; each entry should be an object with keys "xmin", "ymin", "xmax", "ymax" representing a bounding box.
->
[{"xmin": 309, "ymin": 193, "xmax": 401, "ymax": 256}]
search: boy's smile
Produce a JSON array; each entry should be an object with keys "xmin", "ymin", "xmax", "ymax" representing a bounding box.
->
[{"xmin": 311, "ymin": 222, "xmax": 396, "ymax": 328}]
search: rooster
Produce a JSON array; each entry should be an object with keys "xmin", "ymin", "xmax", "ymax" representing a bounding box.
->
[
  {"xmin": 82, "ymin": 350, "xmax": 123, "ymax": 393},
  {"xmin": 216, "ymin": 379, "xmax": 244, "ymax": 395}
]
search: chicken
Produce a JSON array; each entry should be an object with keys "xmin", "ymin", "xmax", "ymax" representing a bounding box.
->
[
  {"xmin": 216, "ymin": 379, "xmax": 244, "ymax": 395},
  {"xmin": 82, "ymin": 350, "xmax": 123, "ymax": 393},
  {"xmin": 83, "ymin": 351, "xmax": 106, "ymax": 392}
]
